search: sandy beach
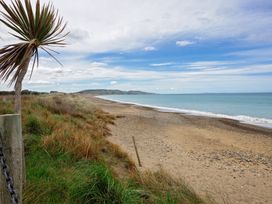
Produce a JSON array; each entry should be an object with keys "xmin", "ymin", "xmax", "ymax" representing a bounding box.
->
[{"xmin": 85, "ymin": 95, "xmax": 272, "ymax": 204}]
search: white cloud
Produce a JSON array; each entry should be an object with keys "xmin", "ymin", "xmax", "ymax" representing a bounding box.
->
[
  {"xmin": 176, "ymin": 40, "xmax": 195, "ymax": 47},
  {"xmin": 90, "ymin": 62, "xmax": 108, "ymax": 67},
  {"xmin": 143, "ymin": 46, "xmax": 156, "ymax": 51},
  {"xmin": 185, "ymin": 61, "xmax": 233, "ymax": 70},
  {"xmin": 90, "ymin": 82, "xmax": 100, "ymax": 86},
  {"xmin": 26, "ymin": 80, "xmax": 53, "ymax": 85},
  {"xmin": 150, "ymin": 62, "xmax": 174, "ymax": 67},
  {"xmin": 110, "ymin": 81, "xmax": 117, "ymax": 85}
]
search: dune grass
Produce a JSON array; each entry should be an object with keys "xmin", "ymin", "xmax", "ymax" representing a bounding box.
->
[{"xmin": 0, "ymin": 94, "xmax": 214, "ymax": 204}]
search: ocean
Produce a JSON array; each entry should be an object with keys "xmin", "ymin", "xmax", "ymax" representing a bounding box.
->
[{"xmin": 98, "ymin": 93, "xmax": 272, "ymax": 128}]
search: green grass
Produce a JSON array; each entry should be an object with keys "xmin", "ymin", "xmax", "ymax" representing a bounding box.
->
[
  {"xmin": 23, "ymin": 127, "xmax": 141, "ymax": 203},
  {"xmin": 69, "ymin": 162, "xmax": 141, "ymax": 204},
  {"xmin": 0, "ymin": 94, "xmax": 214, "ymax": 204}
]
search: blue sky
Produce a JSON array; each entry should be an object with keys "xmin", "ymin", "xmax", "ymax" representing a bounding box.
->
[{"xmin": 0, "ymin": 0, "xmax": 272, "ymax": 93}]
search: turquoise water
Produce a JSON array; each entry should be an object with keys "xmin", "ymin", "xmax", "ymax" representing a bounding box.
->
[{"xmin": 99, "ymin": 93, "xmax": 272, "ymax": 128}]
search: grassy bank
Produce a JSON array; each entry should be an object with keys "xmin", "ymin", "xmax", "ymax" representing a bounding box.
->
[{"xmin": 0, "ymin": 94, "xmax": 214, "ymax": 204}]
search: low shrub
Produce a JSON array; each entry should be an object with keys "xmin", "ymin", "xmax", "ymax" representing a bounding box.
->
[
  {"xmin": 38, "ymin": 96, "xmax": 83, "ymax": 118},
  {"xmin": 25, "ymin": 115, "xmax": 43, "ymax": 135},
  {"xmin": 25, "ymin": 114, "xmax": 53, "ymax": 135}
]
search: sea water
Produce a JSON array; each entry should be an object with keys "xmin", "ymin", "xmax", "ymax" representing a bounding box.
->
[{"xmin": 98, "ymin": 93, "xmax": 272, "ymax": 128}]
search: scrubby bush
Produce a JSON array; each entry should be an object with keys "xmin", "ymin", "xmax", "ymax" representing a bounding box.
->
[
  {"xmin": 25, "ymin": 115, "xmax": 52, "ymax": 135},
  {"xmin": 25, "ymin": 115, "xmax": 43, "ymax": 135},
  {"xmin": 38, "ymin": 96, "xmax": 81, "ymax": 117}
]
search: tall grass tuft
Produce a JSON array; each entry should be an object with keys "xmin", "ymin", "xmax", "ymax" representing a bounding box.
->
[
  {"xmin": 69, "ymin": 163, "xmax": 141, "ymax": 204},
  {"xmin": 42, "ymin": 126, "xmax": 98, "ymax": 160},
  {"xmin": 131, "ymin": 169, "xmax": 214, "ymax": 204},
  {"xmin": 25, "ymin": 115, "xmax": 43, "ymax": 135},
  {"xmin": 25, "ymin": 114, "xmax": 53, "ymax": 135}
]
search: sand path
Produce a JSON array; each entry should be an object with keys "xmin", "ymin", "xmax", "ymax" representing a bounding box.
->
[{"xmin": 86, "ymin": 96, "xmax": 272, "ymax": 204}]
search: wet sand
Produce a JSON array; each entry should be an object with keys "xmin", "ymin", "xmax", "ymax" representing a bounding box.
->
[{"xmin": 85, "ymin": 95, "xmax": 272, "ymax": 204}]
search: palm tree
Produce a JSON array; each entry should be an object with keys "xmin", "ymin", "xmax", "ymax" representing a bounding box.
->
[{"xmin": 0, "ymin": 0, "xmax": 68, "ymax": 113}]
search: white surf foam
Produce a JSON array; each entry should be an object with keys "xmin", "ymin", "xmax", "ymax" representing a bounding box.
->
[{"xmin": 97, "ymin": 96, "xmax": 272, "ymax": 129}]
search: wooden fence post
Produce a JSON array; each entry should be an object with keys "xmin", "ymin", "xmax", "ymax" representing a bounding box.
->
[
  {"xmin": 0, "ymin": 114, "xmax": 23, "ymax": 204},
  {"xmin": 132, "ymin": 136, "xmax": 142, "ymax": 167}
]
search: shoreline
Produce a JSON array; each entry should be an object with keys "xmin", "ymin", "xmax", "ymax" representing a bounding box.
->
[
  {"xmin": 85, "ymin": 94, "xmax": 272, "ymax": 204},
  {"xmin": 96, "ymin": 95, "xmax": 272, "ymax": 130}
]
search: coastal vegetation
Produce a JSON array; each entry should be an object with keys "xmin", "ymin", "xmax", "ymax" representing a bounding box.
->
[{"xmin": 0, "ymin": 93, "xmax": 214, "ymax": 204}]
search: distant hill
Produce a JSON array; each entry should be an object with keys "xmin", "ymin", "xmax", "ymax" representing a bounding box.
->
[{"xmin": 78, "ymin": 89, "xmax": 153, "ymax": 95}]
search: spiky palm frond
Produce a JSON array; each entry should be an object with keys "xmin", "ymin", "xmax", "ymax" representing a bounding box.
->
[{"xmin": 0, "ymin": 0, "xmax": 68, "ymax": 85}]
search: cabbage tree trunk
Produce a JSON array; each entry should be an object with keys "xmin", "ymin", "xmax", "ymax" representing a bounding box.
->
[
  {"xmin": 14, "ymin": 56, "xmax": 31, "ymax": 187},
  {"xmin": 14, "ymin": 57, "xmax": 31, "ymax": 114}
]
